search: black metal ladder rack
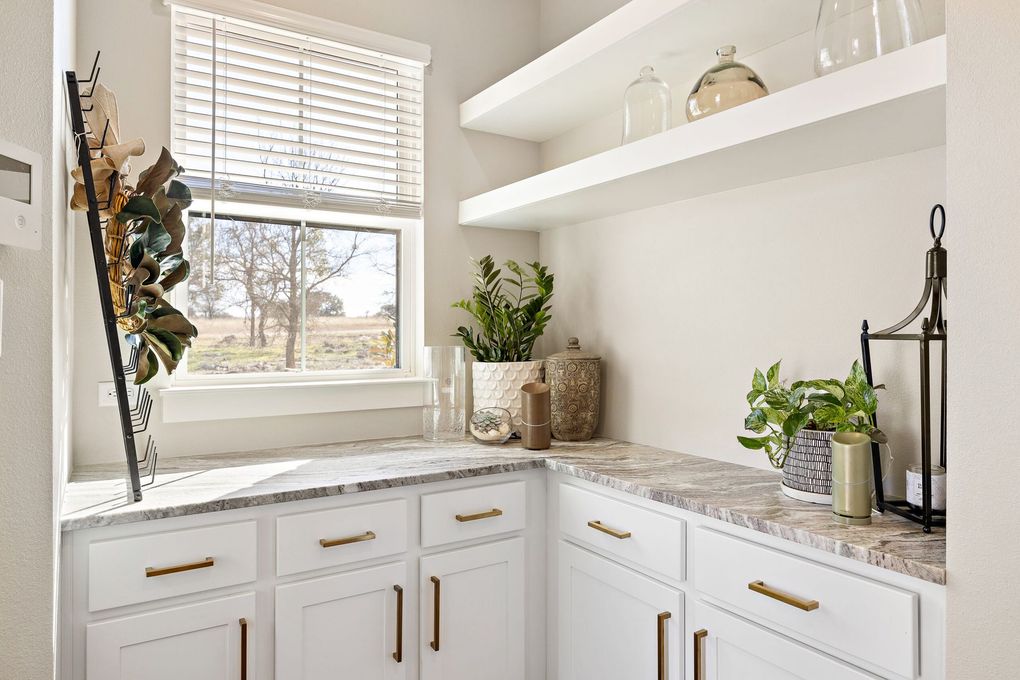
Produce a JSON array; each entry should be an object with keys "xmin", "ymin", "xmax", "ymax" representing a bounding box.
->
[{"xmin": 66, "ymin": 53, "xmax": 157, "ymax": 502}]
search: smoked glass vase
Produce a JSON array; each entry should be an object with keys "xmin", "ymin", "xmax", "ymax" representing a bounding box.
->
[
  {"xmin": 814, "ymin": 0, "xmax": 927, "ymax": 77},
  {"xmin": 686, "ymin": 45, "xmax": 768, "ymax": 122},
  {"xmin": 621, "ymin": 65, "xmax": 672, "ymax": 144}
]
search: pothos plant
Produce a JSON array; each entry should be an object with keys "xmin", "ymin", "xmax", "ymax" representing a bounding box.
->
[
  {"xmin": 738, "ymin": 360, "xmax": 885, "ymax": 469},
  {"xmin": 73, "ymin": 146, "xmax": 199, "ymax": 384},
  {"xmin": 452, "ymin": 255, "xmax": 554, "ymax": 362}
]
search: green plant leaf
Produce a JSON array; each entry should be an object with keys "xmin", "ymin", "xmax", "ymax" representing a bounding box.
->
[
  {"xmin": 752, "ymin": 368, "xmax": 767, "ymax": 392},
  {"xmin": 737, "ymin": 436, "xmax": 768, "ymax": 450},
  {"xmin": 141, "ymin": 220, "xmax": 172, "ymax": 255},
  {"xmin": 165, "ymin": 179, "xmax": 192, "ymax": 207},
  {"xmin": 117, "ymin": 195, "xmax": 162, "ymax": 224},
  {"xmin": 133, "ymin": 346, "xmax": 159, "ymax": 385},
  {"xmin": 766, "ymin": 360, "xmax": 781, "ymax": 388},
  {"xmin": 744, "ymin": 408, "xmax": 767, "ymax": 433},
  {"xmin": 782, "ymin": 410, "xmax": 811, "ymax": 438},
  {"xmin": 147, "ymin": 327, "xmax": 184, "ymax": 362}
]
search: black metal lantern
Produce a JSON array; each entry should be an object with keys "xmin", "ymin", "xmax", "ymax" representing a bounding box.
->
[{"xmin": 860, "ymin": 204, "xmax": 947, "ymax": 533}]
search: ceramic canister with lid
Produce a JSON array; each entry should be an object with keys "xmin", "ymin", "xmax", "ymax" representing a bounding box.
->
[{"xmin": 547, "ymin": 337, "xmax": 601, "ymax": 441}]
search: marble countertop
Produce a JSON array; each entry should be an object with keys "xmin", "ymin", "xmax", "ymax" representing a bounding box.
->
[{"xmin": 61, "ymin": 437, "xmax": 947, "ymax": 585}]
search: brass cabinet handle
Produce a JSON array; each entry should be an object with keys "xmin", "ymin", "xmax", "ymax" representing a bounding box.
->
[
  {"xmin": 657, "ymin": 611, "xmax": 671, "ymax": 680},
  {"xmin": 319, "ymin": 530, "xmax": 376, "ymax": 548},
  {"xmin": 393, "ymin": 585, "xmax": 403, "ymax": 663},
  {"xmin": 455, "ymin": 508, "xmax": 503, "ymax": 522},
  {"xmin": 145, "ymin": 556, "xmax": 214, "ymax": 578},
  {"xmin": 587, "ymin": 520, "xmax": 632, "ymax": 539},
  {"xmin": 239, "ymin": 618, "xmax": 248, "ymax": 680},
  {"xmin": 748, "ymin": 580, "xmax": 819, "ymax": 611},
  {"xmin": 693, "ymin": 629, "xmax": 707, "ymax": 680},
  {"xmin": 429, "ymin": 576, "xmax": 441, "ymax": 651}
]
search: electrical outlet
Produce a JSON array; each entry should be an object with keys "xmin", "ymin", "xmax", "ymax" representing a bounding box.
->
[{"xmin": 98, "ymin": 381, "xmax": 136, "ymax": 407}]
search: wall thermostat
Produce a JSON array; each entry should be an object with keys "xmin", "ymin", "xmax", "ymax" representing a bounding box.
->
[{"xmin": 0, "ymin": 138, "xmax": 42, "ymax": 250}]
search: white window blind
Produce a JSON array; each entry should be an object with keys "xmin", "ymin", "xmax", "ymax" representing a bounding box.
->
[{"xmin": 172, "ymin": 6, "xmax": 424, "ymax": 218}]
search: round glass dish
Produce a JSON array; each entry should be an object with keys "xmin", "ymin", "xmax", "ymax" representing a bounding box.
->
[{"xmin": 469, "ymin": 407, "xmax": 513, "ymax": 445}]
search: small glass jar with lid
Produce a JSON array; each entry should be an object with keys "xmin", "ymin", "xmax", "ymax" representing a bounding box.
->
[
  {"xmin": 686, "ymin": 45, "xmax": 768, "ymax": 122},
  {"xmin": 621, "ymin": 65, "xmax": 672, "ymax": 144}
]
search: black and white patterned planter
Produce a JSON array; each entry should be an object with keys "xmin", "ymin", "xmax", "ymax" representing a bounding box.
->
[{"xmin": 782, "ymin": 429, "xmax": 835, "ymax": 504}]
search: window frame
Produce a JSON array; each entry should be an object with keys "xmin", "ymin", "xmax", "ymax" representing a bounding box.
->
[
  {"xmin": 170, "ymin": 198, "xmax": 423, "ymax": 386},
  {"xmin": 164, "ymin": 0, "xmax": 427, "ymax": 392}
]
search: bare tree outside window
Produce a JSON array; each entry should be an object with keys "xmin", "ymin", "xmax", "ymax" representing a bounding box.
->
[{"xmin": 185, "ymin": 213, "xmax": 398, "ymax": 375}]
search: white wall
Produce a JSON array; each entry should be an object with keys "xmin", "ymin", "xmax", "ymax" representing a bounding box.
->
[
  {"xmin": 541, "ymin": 148, "xmax": 945, "ymax": 484},
  {"xmin": 946, "ymin": 1, "xmax": 1020, "ymax": 675},
  {"xmin": 539, "ymin": 0, "xmax": 627, "ymax": 53},
  {"xmin": 72, "ymin": 0, "xmax": 542, "ymax": 465},
  {"xmin": 0, "ymin": 0, "xmax": 75, "ymax": 676}
]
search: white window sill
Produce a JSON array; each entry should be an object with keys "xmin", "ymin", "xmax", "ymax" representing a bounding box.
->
[{"xmin": 160, "ymin": 378, "xmax": 428, "ymax": 424}]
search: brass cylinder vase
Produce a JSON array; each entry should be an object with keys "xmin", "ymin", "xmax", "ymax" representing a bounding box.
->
[
  {"xmin": 520, "ymin": 382, "xmax": 551, "ymax": 450},
  {"xmin": 547, "ymin": 338, "xmax": 601, "ymax": 441},
  {"xmin": 831, "ymin": 432, "xmax": 873, "ymax": 526}
]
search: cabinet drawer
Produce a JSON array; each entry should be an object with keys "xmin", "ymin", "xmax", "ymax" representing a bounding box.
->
[
  {"xmin": 694, "ymin": 528, "xmax": 917, "ymax": 678},
  {"xmin": 277, "ymin": 499, "xmax": 407, "ymax": 576},
  {"xmin": 559, "ymin": 483, "xmax": 685, "ymax": 580},
  {"xmin": 420, "ymin": 480, "xmax": 526, "ymax": 547},
  {"xmin": 88, "ymin": 521, "xmax": 257, "ymax": 612}
]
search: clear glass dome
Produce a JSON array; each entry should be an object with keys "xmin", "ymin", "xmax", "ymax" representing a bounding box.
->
[
  {"xmin": 621, "ymin": 65, "xmax": 672, "ymax": 144},
  {"xmin": 814, "ymin": 0, "xmax": 927, "ymax": 77},
  {"xmin": 686, "ymin": 45, "xmax": 768, "ymax": 122}
]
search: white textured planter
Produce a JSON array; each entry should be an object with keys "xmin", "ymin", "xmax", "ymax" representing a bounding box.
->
[{"xmin": 472, "ymin": 360, "xmax": 544, "ymax": 430}]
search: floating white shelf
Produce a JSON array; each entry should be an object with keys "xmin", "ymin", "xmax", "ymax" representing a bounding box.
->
[
  {"xmin": 460, "ymin": 0, "xmax": 819, "ymax": 142},
  {"xmin": 459, "ymin": 36, "xmax": 946, "ymax": 232}
]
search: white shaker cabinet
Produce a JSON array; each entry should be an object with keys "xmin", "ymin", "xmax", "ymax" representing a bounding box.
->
[
  {"xmin": 558, "ymin": 541, "xmax": 683, "ymax": 680},
  {"xmin": 419, "ymin": 537, "xmax": 525, "ymax": 680},
  {"xmin": 275, "ymin": 562, "xmax": 407, "ymax": 680},
  {"xmin": 85, "ymin": 592, "xmax": 254, "ymax": 680},
  {"xmin": 693, "ymin": 602, "xmax": 879, "ymax": 680}
]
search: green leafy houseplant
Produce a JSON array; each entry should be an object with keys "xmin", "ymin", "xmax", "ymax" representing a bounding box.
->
[
  {"xmin": 738, "ymin": 360, "xmax": 885, "ymax": 469},
  {"xmin": 452, "ymin": 255, "xmax": 554, "ymax": 362}
]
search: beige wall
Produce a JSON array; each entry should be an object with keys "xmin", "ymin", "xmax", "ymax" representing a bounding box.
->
[
  {"xmin": 0, "ymin": 0, "xmax": 75, "ymax": 676},
  {"xmin": 946, "ymin": 1, "xmax": 1020, "ymax": 675},
  {"xmin": 73, "ymin": 0, "xmax": 542, "ymax": 465}
]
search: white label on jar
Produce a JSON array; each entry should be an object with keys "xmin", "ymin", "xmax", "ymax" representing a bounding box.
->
[{"xmin": 906, "ymin": 468, "xmax": 947, "ymax": 511}]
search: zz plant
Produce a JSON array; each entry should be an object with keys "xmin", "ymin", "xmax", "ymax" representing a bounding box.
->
[
  {"xmin": 738, "ymin": 360, "xmax": 885, "ymax": 469},
  {"xmin": 452, "ymin": 255, "xmax": 554, "ymax": 362}
]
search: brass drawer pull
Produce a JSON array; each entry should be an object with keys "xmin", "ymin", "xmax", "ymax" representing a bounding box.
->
[
  {"xmin": 455, "ymin": 508, "xmax": 503, "ymax": 522},
  {"xmin": 239, "ymin": 617, "xmax": 248, "ymax": 680},
  {"xmin": 748, "ymin": 580, "xmax": 819, "ymax": 611},
  {"xmin": 145, "ymin": 556, "xmax": 215, "ymax": 578},
  {"xmin": 657, "ymin": 611, "xmax": 671, "ymax": 680},
  {"xmin": 429, "ymin": 576, "xmax": 441, "ymax": 651},
  {"xmin": 319, "ymin": 530, "xmax": 376, "ymax": 548},
  {"xmin": 693, "ymin": 629, "xmax": 707, "ymax": 680},
  {"xmin": 393, "ymin": 585, "xmax": 403, "ymax": 663},
  {"xmin": 587, "ymin": 520, "xmax": 632, "ymax": 539}
]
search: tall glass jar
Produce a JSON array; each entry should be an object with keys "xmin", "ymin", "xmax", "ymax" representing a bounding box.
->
[
  {"xmin": 814, "ymin": 0, "xmax": 927, "ymax": 77},
  {"xmin": 423, "ymin": 346, "xmax": 465, "ymax": 441},
  {"xmin": 686, "ymin": 45, "xmax": 768, "ymax": 122},
  {"xmin": 621, "ymin": 66, "xmax": 672, "ymax": 144}
]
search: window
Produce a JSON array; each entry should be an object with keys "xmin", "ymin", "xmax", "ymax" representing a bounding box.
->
[{"xmin": 169, "ymin": 2, "xmax": 427, "ymax": 381}]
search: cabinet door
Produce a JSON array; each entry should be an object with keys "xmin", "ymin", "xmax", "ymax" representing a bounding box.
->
[
  {"xmin": 86, "ymin": 592, "xmax": 254, "ymax": 680},
  {"xmin": 420, "ymin": 537, "xmax": 524, "ymax": 680},
  {"xmin": 559, "ymin": 541, "xmax": 683, "ymax": 680},
  {"xmin": 275, "ymin": 562, "xmax": 407, "ymax": 680},
  {"xmin": 694, "ymin": 603, "xmax": 880, "ymax": 680}
]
